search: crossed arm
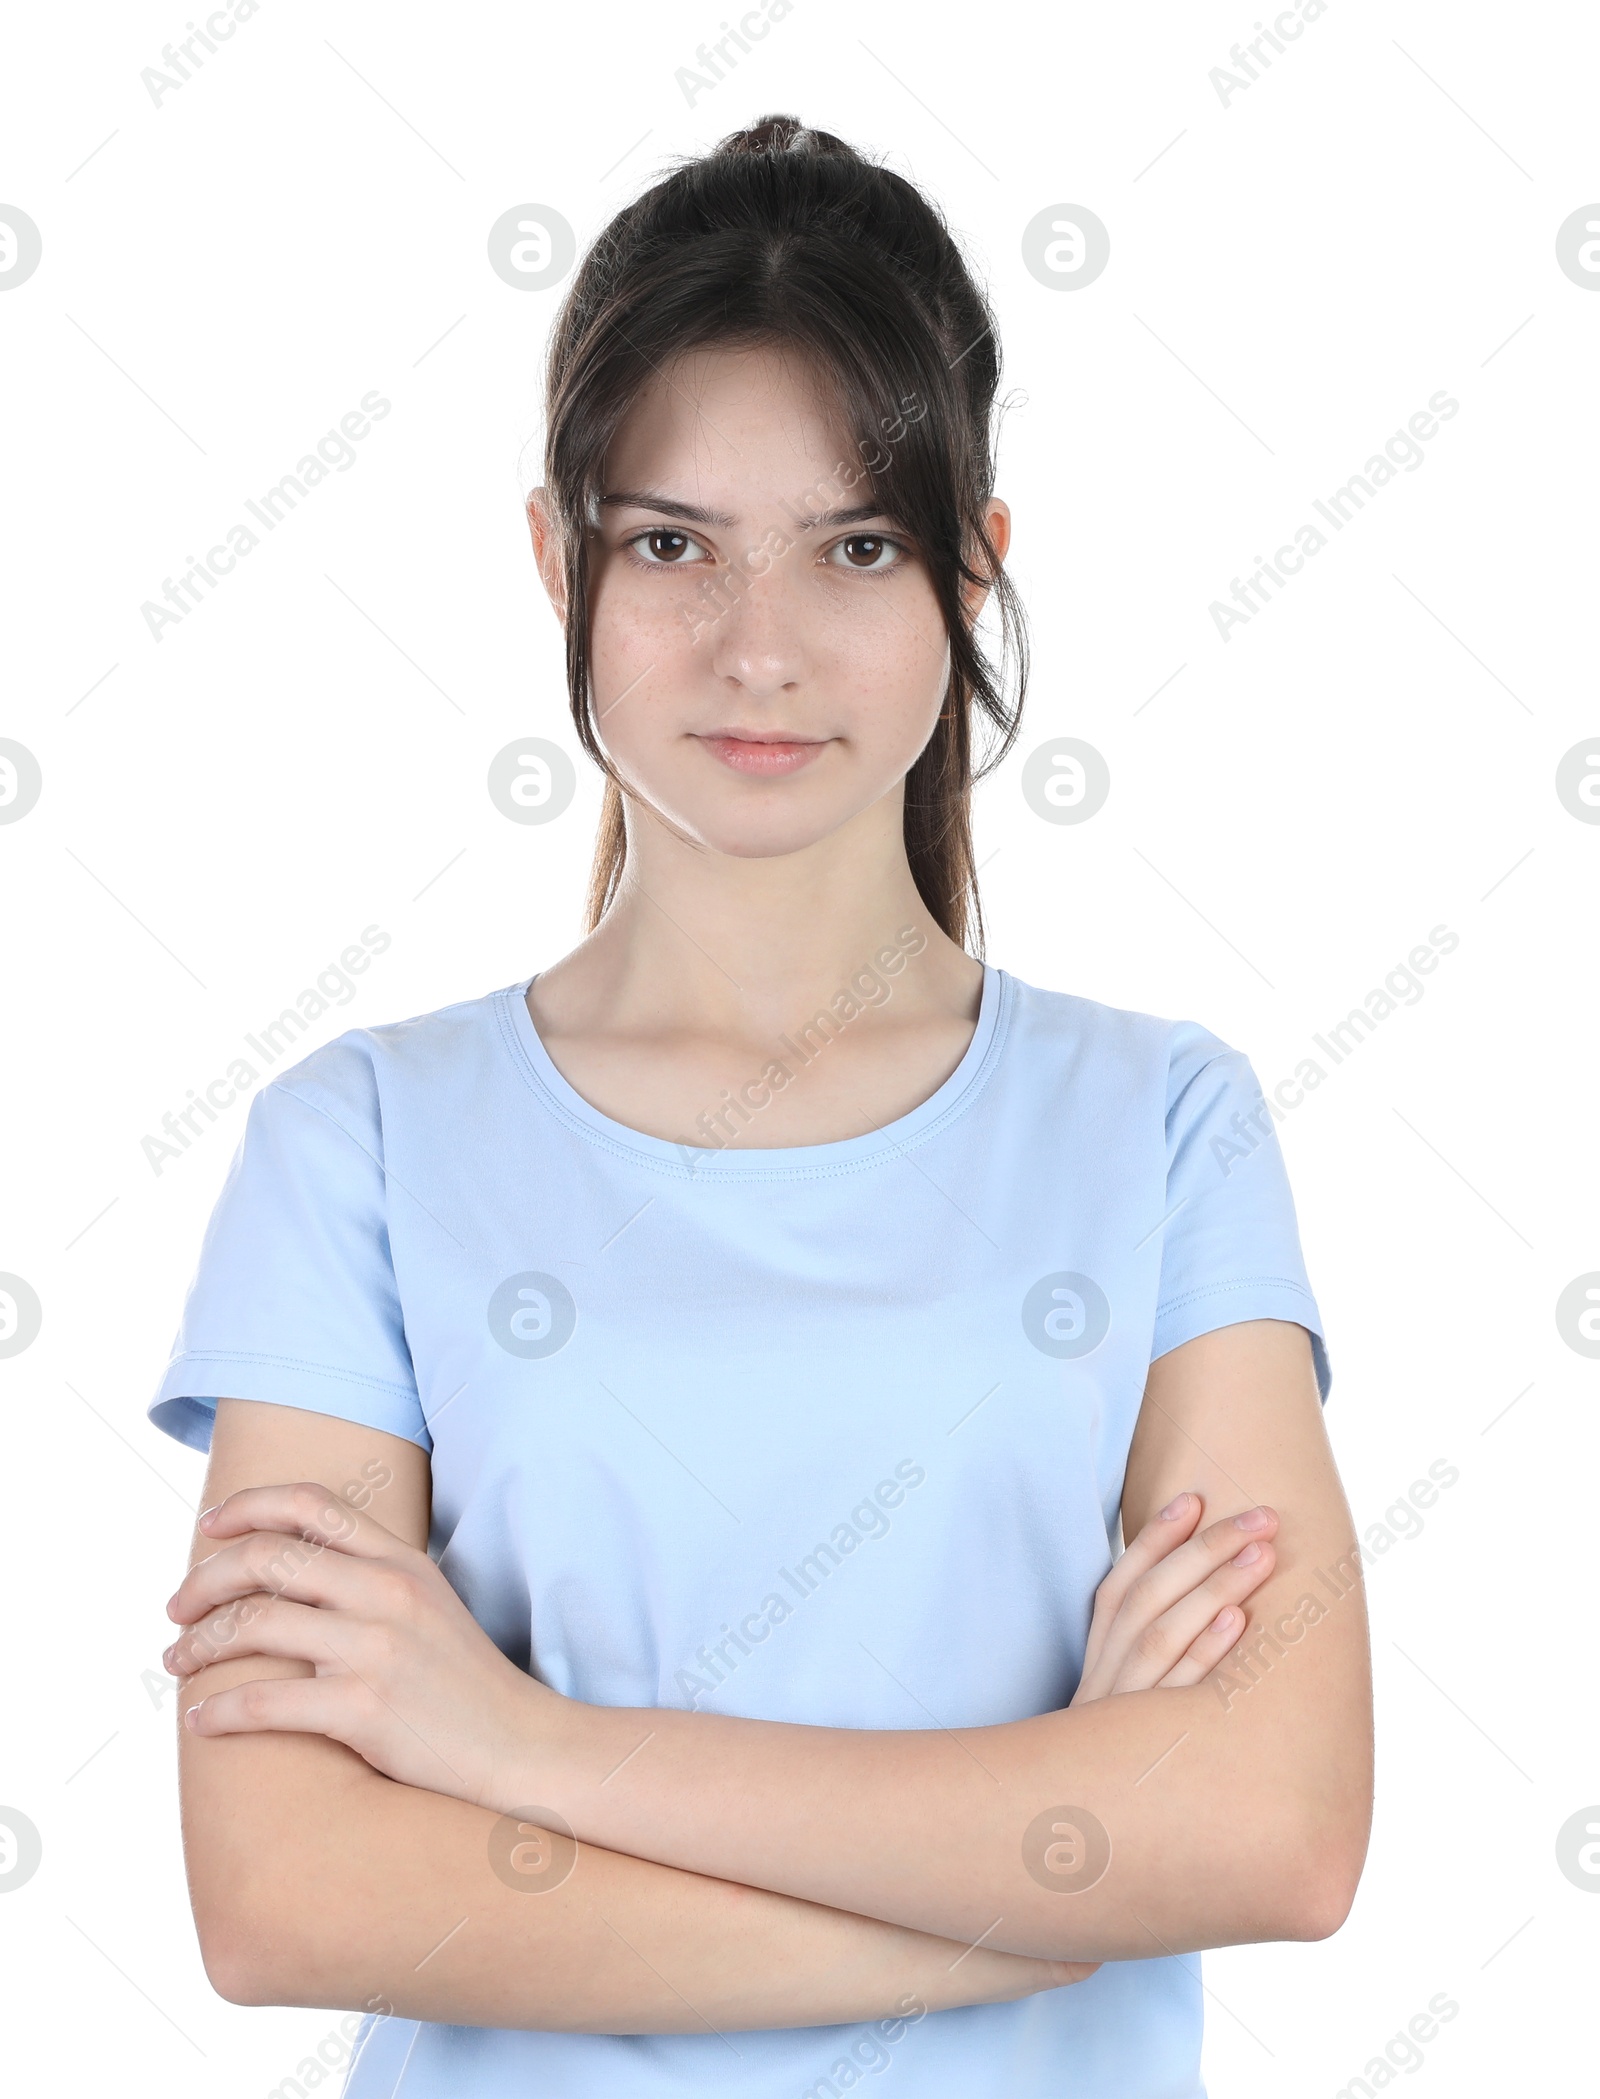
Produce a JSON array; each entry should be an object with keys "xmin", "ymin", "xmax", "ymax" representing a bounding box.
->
[{"xmin": 170, "ymin": 1318, "xmax": 1372, "ymax": 2026}]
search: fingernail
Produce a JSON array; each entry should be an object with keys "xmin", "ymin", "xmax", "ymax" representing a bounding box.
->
[
  {"xmin": 1212, "ymin": 1607, "xmax": 1237, "ymax": 1635},
  {"xmin": 1232, "ymin": 1541, "xmax": 1262, "ymax": 1566},
  {"xmin": 183, "ymin": 1702, "xmax": 202, "ymax": 1729},
  {"xmin": 198, "ymin": 1505, "xmax": 220, "ymax": 1527},
  {"xmin": 1233, "ymin": 1507, "xmax": 1269, "ymax": 1531},
  {"xmin": 1159, "ymin": 1494, "xmax": 1191, "ymax": 1521}
]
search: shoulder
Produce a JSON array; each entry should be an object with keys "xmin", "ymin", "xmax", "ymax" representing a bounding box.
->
[
  {"xmin": 244, "ymin": 982, "xmax": 519, "ymax": 1142},
  {"xmin": 997, "ymin": 967, "xmax": 1248, "ymax": 1109}
]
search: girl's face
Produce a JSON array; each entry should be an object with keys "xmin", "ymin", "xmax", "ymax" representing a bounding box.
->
[{"xmin": 537, "ymin": 342, "xmax": 1005, "ymax": 864}]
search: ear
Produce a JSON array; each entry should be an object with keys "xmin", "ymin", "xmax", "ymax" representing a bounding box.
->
[
  {"xmin": 525, "ymin": 488, "xmax": 568, "ymax": 626},
  {"xmin": 958, "ymin": 496, "xmax": 1011, "ymax": 625}
]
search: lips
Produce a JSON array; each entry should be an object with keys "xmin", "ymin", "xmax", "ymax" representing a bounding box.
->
[{"xmin": 696, "ymin": 731, "xmax": 829, "ymax": 776}]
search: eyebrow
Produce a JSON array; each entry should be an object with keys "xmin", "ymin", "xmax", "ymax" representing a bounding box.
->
[{"xmin": 599, "ymin": 489, "xmax": 894, "ymax": 532}]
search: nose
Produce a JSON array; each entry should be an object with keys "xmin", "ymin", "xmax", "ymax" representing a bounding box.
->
[{"xmin": 704, "ymin": 560, "xmax": 808, "ymax": 700}]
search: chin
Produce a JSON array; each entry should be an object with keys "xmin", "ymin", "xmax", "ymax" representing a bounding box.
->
[
  {"xmin": 687, "ymin": 815, "xmax": 849, "ymax": 862},
  {"xmin": 634, "ymin": 769, "xmax": 875, "ymax": 863}
]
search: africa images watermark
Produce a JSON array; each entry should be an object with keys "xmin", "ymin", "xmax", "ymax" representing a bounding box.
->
[
  {"xmin": 1209, "ymin": 389, "xmax": 1460, "ymax": 642},
  {"xmin": 675, "ymin": 922, "xmax": 930, "ymax": 1171},
  {"xmin": 1210, "ymin": 923, "xmax": 1459, "ymax": 1177},
  {"xmin": 799, "ymin": 1994, "xmax": 927, "ymax": 2099},
  {"xmin": 674, "ymin": 1459, "xmax": 927, "ymax": 1707},
  {"xmin": 1208, "ymin": 1457, "xmax": 1459, "ymax": 1712},
  {"xmin": 1333, "ymin": 1991, "xmax": 1459, "ymax": 2097},
  {"xmin": 675, "ymin": 0, "xmax": 795, "ymax": 107},
  {"xmin": 261, "ymin": 2001, "xmax": 394, "ymax": 2099},
  {"xmin": 1209, "ymin": 1533, "xmax": 1363, "ymax": 1711},
  {"xmin": 139, "ymin": 923, "xmax": 391, "ymax": 1174},
  {"xmin": 676, "ymin": 390, "xmax": 928, "ymax": 652},
  {"xmin": 140, "ymin": 0, "xmax": 265, "ymax": 107},
  {"xmin": 1209, "ymin": 0, "xmax": 1334, "ymax": 109},
  {"xmin": 139, "ymin": 389, "xmax": 391, "ymax": 642},
  {"xmin": 143, "ymin": 1461, "xmax": 393, "ymax": 1708}
]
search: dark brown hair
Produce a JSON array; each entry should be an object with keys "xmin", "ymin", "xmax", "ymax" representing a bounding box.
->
[{"xmin": 542, "ymin": 113, "xmax": 1027, "ymax": 953}]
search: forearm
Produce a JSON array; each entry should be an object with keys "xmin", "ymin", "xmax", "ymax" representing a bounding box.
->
[
  {"xmin": 185, "ymin": 1661, "xmax": 1068, "ymax": 2030},
  {"xmin": 540, "ymin": 1541, "xmax": 1371, "ymax": 1963},
  {"xmin": 536, "ymin": 1328, "xmax": 1373, "ymax": 1964}
]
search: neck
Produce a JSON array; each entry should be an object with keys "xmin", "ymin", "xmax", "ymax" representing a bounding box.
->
[{"xmin": 540, "ymin": 790, "xmax": 981, "ymax": 1046}]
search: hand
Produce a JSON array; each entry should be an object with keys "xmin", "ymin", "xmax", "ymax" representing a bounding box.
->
[
  {"xmin": 164, "ymin": 1481, "xmax": 559, "ymax": 1811},
  {"xmin": 1069, "ymin": 1494, "xmax": 1278, "ymax": 1706}
]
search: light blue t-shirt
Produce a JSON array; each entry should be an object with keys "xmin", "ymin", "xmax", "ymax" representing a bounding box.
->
[{"xmin": 149, "ymin": 963, "xmax": 1330, "ymax": 2099}]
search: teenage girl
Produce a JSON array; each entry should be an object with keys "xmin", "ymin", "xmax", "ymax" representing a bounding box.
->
[{"xmin": 152, "ymin": 115, "xmax": 1373, "ymax": 2099}]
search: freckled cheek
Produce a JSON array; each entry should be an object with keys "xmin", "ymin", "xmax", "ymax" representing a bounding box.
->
[
  {"xmin": 587, "ymin": 585, "xmax": 711, "ymax": 744},
  {"xmin": 586, "ymin": 586, "xmax": 708, "ymax": 785},
  {"xmin": 825, "ymin": 603, "xmax": 949, "ymax": 755},
  {"xmin": 589, "ymin": 573, "xmax": 702, "ymax": 673}
]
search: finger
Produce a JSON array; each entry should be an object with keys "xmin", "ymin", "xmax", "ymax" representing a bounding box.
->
[
  {"xmin": 198, "ymin": 1481, "xmax": 399, "ymax": 1557},
  {"xmin": 168, "ymin": 1527, "xmax": 372, "ymax": 1624},
  {"xmin": 1078, "ymin": 1494, "xmax": 1207, "ymax": 1696},
  {"xmin": 164, "ymin": 1593, "xmax": 342, "ymax": 1676},
  {"xmin": 1156, "ymin": 1605, "xmax": 1244, "ymax": 1689},
  {"xmin": 1090, "ymin": 1492, "xmax": 1206, "ymax": 1631},
  {"xmin": 1090, "ymin": 1507, "xmax": 1278, "ymax": 1685},
  {"xmin": 183, "ymin": 1671, "xmax": 358, "ymax": 1741},
  {"xmin": 1110, "ymin": 1540, "xmax": 1278, "ymax": 1694},
  {"xmin": 1143, "ymin": 1537, "xmax": 1279, "ymax": 1682}
]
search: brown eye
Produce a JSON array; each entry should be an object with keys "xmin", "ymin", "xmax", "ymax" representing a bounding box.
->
[
  {"xmin": 827, "ymin": 533, "xmax": 901, "ymax": 572},
  {"xmin": 627, "ymin": 526, "xmax": 709, "ymax": 566}
]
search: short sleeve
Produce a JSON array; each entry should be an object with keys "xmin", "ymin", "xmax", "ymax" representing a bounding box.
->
[
  {"xmin": 147, "ymin": 1037, "xmax": 431, "ymax": 1455},
  {"xmin": 1151, "ymin": 1024, "xmax": 1332, "ymax": 1404}
]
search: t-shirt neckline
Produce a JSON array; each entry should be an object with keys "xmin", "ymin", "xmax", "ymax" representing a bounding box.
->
[{"xmin": 498, "ymin": 962, "xmax": 1010, "ymax": 1179}]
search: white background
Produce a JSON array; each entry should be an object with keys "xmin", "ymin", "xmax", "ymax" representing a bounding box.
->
[{"xmin": 2, "ymin": 1, "xmax": 1596, "ymax": 2092}]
